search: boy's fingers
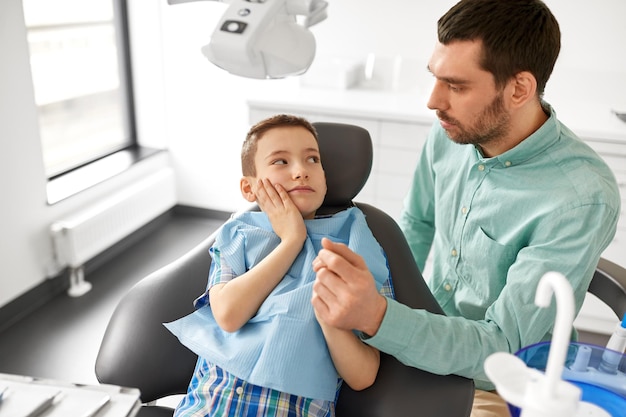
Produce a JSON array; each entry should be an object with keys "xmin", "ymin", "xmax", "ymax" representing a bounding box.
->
[{"xmin": 256, "ymin": 179, "xmax": 280, "ymax": 209}]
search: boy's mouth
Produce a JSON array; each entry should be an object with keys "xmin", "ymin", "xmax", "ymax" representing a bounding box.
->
[{"xmin": 289, "ymin": 186, "xmax": 314, "ymax": 193}]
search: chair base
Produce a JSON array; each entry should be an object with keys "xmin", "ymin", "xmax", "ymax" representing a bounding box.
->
[{"xmin": 136, "ymin": 405, "xmax": 176, "ymax": 417}]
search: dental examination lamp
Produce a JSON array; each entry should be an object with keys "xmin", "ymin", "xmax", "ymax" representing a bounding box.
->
[{"xmin": 168, "ymin": 0, "xmax": 329, "ymax": 79}]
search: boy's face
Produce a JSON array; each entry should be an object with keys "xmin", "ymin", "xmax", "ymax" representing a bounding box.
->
[{"xmin": 243, "ymin": 126, "xmax": 327, "ymax": 219}]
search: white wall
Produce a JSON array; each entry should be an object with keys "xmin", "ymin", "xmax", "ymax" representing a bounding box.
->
[
  {"xmin": 1, "ymin": 0, "xmax": 625, "ymax": 309},
  {"xmin": 156, "ymin": 1, "xmax": 455, "ymax": 213},
  {"xmin": 0, "ymin": 0, "xmax": 49, "ymax": 307},
  {"xmin": 158, "ymin": 0, "xmax": 626, "ymax": 212},
  {"xmin": 0, "ymin": 0, "xmax": 172, "ymax": 308}
]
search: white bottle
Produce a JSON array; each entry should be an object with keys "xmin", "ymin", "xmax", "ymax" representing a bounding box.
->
[{"xmin": 599, "ymin": 315, "xmax": 626, "ymax": 374}]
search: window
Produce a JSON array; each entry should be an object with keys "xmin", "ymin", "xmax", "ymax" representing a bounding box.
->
[{"xmin": 22, "ymin": 0, "xmax": 135, "ymax": 183}]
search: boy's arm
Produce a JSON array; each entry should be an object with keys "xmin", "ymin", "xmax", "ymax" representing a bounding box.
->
[
  {"xmin": 317, "ymin": 318, "xmax": 380, "ymax": 391},
  {"xmin": 312, "ymin": 238, "xmax": 393, "ymax": 389},
  {"xmin": 210, "ymin": 241, "xmax": 301, "ymax": 332},
  {"xmin": 210, "ymin": 179, "xmax": 307, "ymax": 332}
]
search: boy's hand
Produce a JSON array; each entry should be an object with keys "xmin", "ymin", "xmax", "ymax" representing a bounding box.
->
[{"xmin": 255, "ymin": 178, "xmax": 307, "ymax": 246}]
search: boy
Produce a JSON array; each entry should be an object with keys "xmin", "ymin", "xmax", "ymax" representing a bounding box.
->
[{"xmin": 165, "ymin": 114, "xmax": 393, "ymax": 416}]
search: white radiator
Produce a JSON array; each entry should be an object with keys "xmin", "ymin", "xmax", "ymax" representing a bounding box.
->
[{"xmin": 51, "ymin": 168, "xmax": 177, "ymax": 296}]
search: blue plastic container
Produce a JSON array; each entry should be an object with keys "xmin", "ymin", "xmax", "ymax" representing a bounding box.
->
[{"xmin": 509, "ymin": 341, "xmax": 626, "ymax": 417}]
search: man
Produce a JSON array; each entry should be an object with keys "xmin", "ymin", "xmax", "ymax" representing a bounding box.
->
[{"xmin": 311, "ymin": 0, "xmax": 621, "ymax": 416}]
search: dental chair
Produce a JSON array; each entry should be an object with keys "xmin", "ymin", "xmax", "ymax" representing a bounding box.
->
[
  {"xmin": 95, "ymin": 122, "xmax": 475, "ymax": 417},
  {"xmin": 589, "ymin": 256, "xmax": 626, "ymax": 321}
]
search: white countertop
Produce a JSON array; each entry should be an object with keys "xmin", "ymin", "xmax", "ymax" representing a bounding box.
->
[{"xmin": 250, "ymin": 87, "xmax": 435, "ymax": 125}]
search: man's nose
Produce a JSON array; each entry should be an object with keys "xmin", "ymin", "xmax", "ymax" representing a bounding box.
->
[{"xmin": 427, "ymin": 80, "xmax": 448, "ymax": 111}]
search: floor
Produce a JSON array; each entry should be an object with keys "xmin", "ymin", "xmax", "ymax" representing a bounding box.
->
[
  {"xmin": 0, "ymin": 208, "xmax": 227, "ymax": 389},
  {"xmin": 0, "ymin": 208, "xmax": 611, "ymax": 405}
]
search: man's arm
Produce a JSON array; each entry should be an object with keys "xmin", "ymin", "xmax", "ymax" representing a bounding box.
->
[{"xmin": 328, "ymin": 204, "xmax": 618, "ymax": 389}]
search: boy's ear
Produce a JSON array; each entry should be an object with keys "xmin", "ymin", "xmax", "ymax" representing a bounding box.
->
[{"xmin": 240, "ymin": 177, "xmax": 257, "ymax": 202}]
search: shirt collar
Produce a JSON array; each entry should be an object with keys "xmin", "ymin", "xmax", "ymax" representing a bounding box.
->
[{"xmin": 474, "ymin": 102, "xmax": 559, "ymax": 168}]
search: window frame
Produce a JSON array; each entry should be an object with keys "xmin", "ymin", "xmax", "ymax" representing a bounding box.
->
[{"xmin": 23, "ymin": 0, "xmax": 144, "ymax": 204}]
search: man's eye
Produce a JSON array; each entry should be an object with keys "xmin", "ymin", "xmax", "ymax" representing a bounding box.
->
[{"xmin": 449, "ymin": 84, "xmax": 463, "ymax": 92}]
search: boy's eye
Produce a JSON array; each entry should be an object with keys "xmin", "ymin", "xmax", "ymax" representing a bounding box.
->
[
  {"xmin": 307, "ymin": 156, "xmax": 320, "ymax": 163},
  {"xmin": 271, "ymin": 159, "xmax": 287, "ymax": 165}
]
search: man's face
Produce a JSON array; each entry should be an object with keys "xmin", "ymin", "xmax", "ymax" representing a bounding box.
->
[
  {"xmin": 249, "ymin": 126, "xmax": 327, "ymax": 219},
  {"xmin": 427, "ymin": 40, "xmax": 511, "ymax": 155}
]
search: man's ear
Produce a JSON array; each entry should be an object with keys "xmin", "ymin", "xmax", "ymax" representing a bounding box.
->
[
  {"xmin": 509, "ymin": 71, "xmax": 537, "ymax": 108},
  {"xmin": 240, "ymin": 177, "xmax": 257, "ymax": 202}
]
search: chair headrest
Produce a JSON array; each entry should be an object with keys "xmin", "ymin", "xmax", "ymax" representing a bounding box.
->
[{"xmin": 313, "ymin": 122, "xmax": 373, "ymax": 208}]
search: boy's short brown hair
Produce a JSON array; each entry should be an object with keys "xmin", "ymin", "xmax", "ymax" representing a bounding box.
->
[{"xmin": 242, "ymin": 114, "xmax": 319, "ymax": 177}]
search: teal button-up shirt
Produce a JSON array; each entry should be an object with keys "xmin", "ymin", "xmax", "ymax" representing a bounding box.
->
[{"xmin": 365, "ymin": 105, "xmax": 621, "ymax": 390}]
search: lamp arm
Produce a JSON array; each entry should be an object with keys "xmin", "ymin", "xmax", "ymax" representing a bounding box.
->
[
  {"xmin": 167, "ymin": 0, "xmax": 228, "ymax": 4},
  {"xmin": 285, "ymin": 0, "xmax": 328, "ymax": 27},
  {"xmin": 168, "ymin": 0, "xmax": 327, "ymax": 26}
]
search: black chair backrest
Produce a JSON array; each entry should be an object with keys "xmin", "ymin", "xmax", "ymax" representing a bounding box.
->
[
  {"xmin": 95, "ymin": 122, "xmax": 474, "ymax": 416},
  {"xmin": 315, "ymin": 122, "xmax": 373, "ymax": 210},
  {"xmin": 95, "ymin": 233, "xmax": 214, "ymax": 402},
  {"xmin": 588, "ymin": 257, "xmax": 626, "ymax": 320}
]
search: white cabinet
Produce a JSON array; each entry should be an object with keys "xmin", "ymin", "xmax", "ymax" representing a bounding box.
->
[{"xmin": 375, "ymin": 121, "xmax": 429, "ymax": 219}]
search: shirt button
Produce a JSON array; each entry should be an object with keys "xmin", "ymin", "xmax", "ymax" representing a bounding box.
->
[
  {"xmin": 236, "ymin": 386, "xmax": 244, "ymax": 395},
  {"xmin": 451, "ymin": 249, "xmax": 458, "ymax": 257},
  {"xmin": 444, "ymin": 283, "xmax": 452, "ymax": 291},
  {"xmin": 504, "ymin": 160, "xmax": 512, "ymax": 167},
  {"xmin": 461, "ymin": 206, "xmax": 468, "ymax": 215},
  {"xmin": 478, "ymin": 164, "xmax": 485, "ymax": 171}
]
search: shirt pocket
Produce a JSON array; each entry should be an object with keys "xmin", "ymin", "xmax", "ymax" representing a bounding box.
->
[{"xmin": 459, "ymin": 226, "xmax": 518, "ymax": 304}]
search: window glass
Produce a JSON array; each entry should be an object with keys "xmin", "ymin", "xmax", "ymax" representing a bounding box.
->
[{"xmin": 22, "ymin": 0, "xmax": 134, "ymax": 178}]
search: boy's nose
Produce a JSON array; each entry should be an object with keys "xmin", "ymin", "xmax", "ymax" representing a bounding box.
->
[{"xmin": 294, "ymin": 165, "xmax": 308, "ymax": 179}]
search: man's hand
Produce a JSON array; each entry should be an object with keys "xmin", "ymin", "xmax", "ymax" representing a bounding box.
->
[{"xmin": 312, "ymin": 238, "xmax": 387, "ymax": 336}]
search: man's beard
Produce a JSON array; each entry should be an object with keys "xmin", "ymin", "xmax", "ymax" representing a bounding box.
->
[{"xmin": 437, "ymin": 93, "xmax": 510, "ymax": 147}]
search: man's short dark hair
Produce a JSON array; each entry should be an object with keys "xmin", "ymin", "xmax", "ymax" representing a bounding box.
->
[{"xmin": 438, "ymin": 0, "xmax": 560, "ymax": 96}]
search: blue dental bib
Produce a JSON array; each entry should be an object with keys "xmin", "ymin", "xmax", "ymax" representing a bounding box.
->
[{"xmin": 165, "ymin": 207, "xmax": 389, "ymax": 401}]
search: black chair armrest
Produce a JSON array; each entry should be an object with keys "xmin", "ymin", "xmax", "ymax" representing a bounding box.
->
[
  {"xmin": 589, "ymin": 257, "xmax": 626, "ymax": 319},
  {"xmin": 95, "ymin": 232, "xmax": 216, "ymax": 402}
]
